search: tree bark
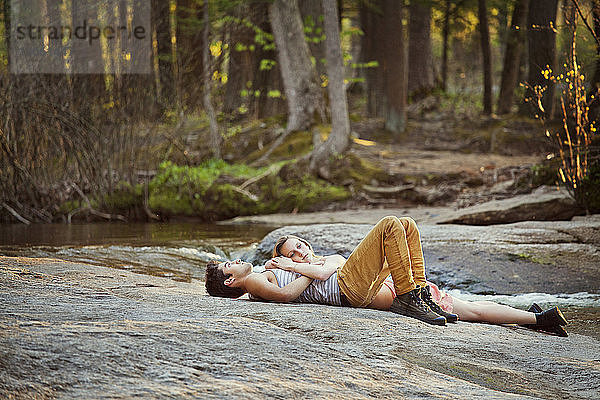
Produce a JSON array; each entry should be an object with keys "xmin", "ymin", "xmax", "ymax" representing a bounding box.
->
[
  {"xmin": 478, "ymin": 0, "xmax": 493, "ymax": 115},
  {"xmin": 360, "ymin": 2, "xmax": 386, "ymax": 117},
  {"xmin": 441, "ymin": 0, "xmax": 451, "ymax": 92},
  {"xmin": 152, "ymin": 0, "xmax": 175, "ymax": 111},
  {"xmin": 497, "ymin": 0, "xmax": 530, "ymax": 115},
  {"xmin": 309, "ymin": 0, "xmax": 350, "ymax": 177},
  {"xmin": 223, "ymin": 4, "xmax": 255, "ymax": 115},
  {"xmin": 251, "ymin": 3, "xmax": 286, "ymax": 119},
  {"xmin": 526, "ymin": 0, "xmax": 558, "ymax": 119},
  {"xmin": 299, "ymin": 0, "xmax": 327, "ymax": 77},
  {"xmin": 177, "ymin": 0, "xmax": 204, "ymax": 110},
  {"xmin": 202, "ymin": 0, "xmax": 221, "ymax": 158},
  {"xmin": 383, "ymin": 0, "xmax": 407, "ymax": 135},
  {"xmin": 71, "ymin": 1, "xmax": 105, "ymax": 114},
  {"xmin": 408, "ymin": 0, "xmax": 434, "ymax": 97},
  {"xmin": 592, "ymin": 0, "xmax": 600, "ymax": 91},
  {"xmin": 269, "ymin": 0, "xmax": 325, "ymax": 132},
  {"xmin": 590, "ymin": 0, "xmax": 600, "ymax": 122}
]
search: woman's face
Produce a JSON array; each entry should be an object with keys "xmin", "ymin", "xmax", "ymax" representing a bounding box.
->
[{"xmin": 279, "ymin": 238, "xmax": 312, "ymax": 263}]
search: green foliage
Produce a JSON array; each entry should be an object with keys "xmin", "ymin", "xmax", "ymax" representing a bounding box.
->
[
  {"xmin": 303, "ymin": 15, "xmax": 325, "ymax": 44},
  {"xmin": 144, "ymin": 159, "xmax": 349, "ymax": 220},
  {"xmin": 148, "ymin": 160, "xmax": 247, "ymax": 216},
  {"xmin": 259, "ymin": 59, "xmax": 277, "ymax": 71},
  {"xmin": 220, "ymin": 15, "xmax": 275, "ymax": 50},
  {"xmin": 529, "ymin": 22, "xmax": 599, "ymax": 212},
  {"xmin": 257, "ymin": 174, "xmax": 350, "ymax": 214},
  {"xmin": 350, "ymin": 61, "xmax": 379, "ymax": 69},
  {"xmin": 581, "ymin": 161, "xmax": 600, "ymax": 213},
  {"xmin": 102, "ymin": 182, "xmax": 143, "ymax": 212},
  {"xmin": 530, "ymin": 159, "xmax": 560, "ymax": 187}
]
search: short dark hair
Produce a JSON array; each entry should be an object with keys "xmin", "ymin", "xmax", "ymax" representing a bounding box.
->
[{"xmin": 205, "ymin": 260, "xmax": 246, "ymax": 298}]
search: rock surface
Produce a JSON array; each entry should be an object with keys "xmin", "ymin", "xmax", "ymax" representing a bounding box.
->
[
  {"xmin": 2, "ymin": 256, "xmax": 599, "ymax": 399},
  {"xmin": 224, "ymin": 187, "xmax": 581, "ymax": 227},
  {"xmin": 437, "ymin": 187, "xmax": 581, "ymax": 225}
]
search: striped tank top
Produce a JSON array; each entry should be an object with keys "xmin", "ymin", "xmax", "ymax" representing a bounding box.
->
[{"xmin": 250, "ymin": 267, "xmax": 342, "ymax": 306}]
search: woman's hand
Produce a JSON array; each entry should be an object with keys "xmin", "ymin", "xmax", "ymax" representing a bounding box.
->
[{"xmin": 266, "ymin": 257, "xmax": 296, "ymax": 272}]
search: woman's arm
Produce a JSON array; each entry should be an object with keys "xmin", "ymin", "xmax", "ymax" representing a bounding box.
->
[
  {"xmin": 245, "ymin": 273, "xmax": 313, "ymax": 303},
  {"xmin": 267, "ymin": 255, "xmax": 345, "ymax": 281}
]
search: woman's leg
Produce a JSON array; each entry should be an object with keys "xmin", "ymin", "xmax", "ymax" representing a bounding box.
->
[
  {"xmin": 451, "ymin": 297, "xmax": 536, "ymax": 324},
  {"xmin": 398, "ymin": 217, "xmax": 427, "ymax": 287},
  {"xmin": 338, "ymin": 216, "xmax": 417, "ymax": 307},
  {"xmin": 367, "ymin": 285, "xmax": 395, "ymax": 310}
]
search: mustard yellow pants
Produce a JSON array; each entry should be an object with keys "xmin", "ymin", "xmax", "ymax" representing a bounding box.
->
[{"xmin": 337, "ymin": 216, "xmax": 427, "ymax": 308}]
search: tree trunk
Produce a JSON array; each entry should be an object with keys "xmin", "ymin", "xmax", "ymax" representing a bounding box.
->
[
  {"xmin": 309, "ymin": 0, "xmax": 350, "ymax": 177},
  {"xmin": 269, "ymin": 0, "xmax": 324, "ymax": 132},
  {"xmin": 592, "ymin": 0, "xmax": 600, "ymax": 91},
  {"xmin": 251, "ymin": 3, "xmax": 286, "ymax": 119},
  {"xmin": 360, "ymin": 2, "xmax": 386, "ymax": 117},
  {"xmin": 152, "ymin": 0, "xmax": 175, "ymax": 111},
  {"xmin": 478, "ymin": 0, "xmax": 493, "ymax": 115},
  {"xmin": 441, "ymin": 0, "xmax": 451, "ymax": 92},
  {"xmin": 177, "ymin": 0, "xmax": 204, "ymax": 110},
  {"xmin": 223, "ymin": 4, "xmax": 255, "ymax": 115},
  {"xmin": 202, "ymin": 0, "xmax": 221, "ymax": 159},
  {"xmin": 497, "ymin": 0, "xmax": 530, "ymax": 115},
  {"xmin": 408, "ymin": 0, "xmax": 434, "ymax": 97},
  {"xmin": 590, "ymin": 0, "xmax": 600, "ymax": 123},
  {"xmin": 526, "ymin": 0, "xmax": 558, "ymax": 119},
  {"xmin": 383, "ymin": 0, "xmax": 407, "ymax": 135},
  {"xmin": 299, "ymin": 0, "xmax": 327, "ymax": 78},
  {"xmin": 120, "ymin": 0, "xmax": 155, "ymax": 121},
  {"xmin": 71, "ymin": 1, "xmax": 105, "ymax": 115}
]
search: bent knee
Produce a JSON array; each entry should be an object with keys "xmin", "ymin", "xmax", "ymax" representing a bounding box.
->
[
  {"xmin": 399, "ymin": 216, "xmax": 416, "ymax": 230},
  {"xmin": 379, "ymin": 216, "xmax": 404, "ymax": 232}
]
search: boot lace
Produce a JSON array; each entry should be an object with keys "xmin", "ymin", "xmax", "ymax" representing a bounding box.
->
[
  {"xmin": 421, "ymin": 287, "xmax": 443, "ymax": 313},
  {"xmin": 412, "ymin": 290, "xmax": 431, "ymax": 312}
]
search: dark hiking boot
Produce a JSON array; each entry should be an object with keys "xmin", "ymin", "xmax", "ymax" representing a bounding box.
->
[
  {"xmin": 522, "ymin": 303, "xmax": 568, "ymax": 337},
  {"xmin": 420, "ymin": 285, "xmax": 459, "ymax": 322},
  {"xmin": 536, "ymin": 306, "xmax": 568, "ymax": 326},
  {"xmin": 390, "ymin": 287, "xmax": 446, "ymax": 326}
]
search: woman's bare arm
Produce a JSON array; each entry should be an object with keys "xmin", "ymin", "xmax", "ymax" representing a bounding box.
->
[
  {"xmin": 244, "ymin": 272, "xmax": 313, "ymax": 303},
  {"xmin": 267, "ymin": 255, "xmax": 345, "ymax": 280}
]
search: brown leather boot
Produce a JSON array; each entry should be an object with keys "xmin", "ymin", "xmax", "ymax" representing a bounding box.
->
[{"xmin": 390, "ymin": 287, "xmax": 446, "ymax": 326}]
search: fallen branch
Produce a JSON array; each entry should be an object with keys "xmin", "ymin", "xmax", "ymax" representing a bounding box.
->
[
  {"xmin": 1, "ymin": 202, "xmax": 31, "ymax": 225},
  {"xmin": 68, "ymin": 182, "xmax": 127, "ymax": 223},
  {"xmin": 362, "ymin": 184, "xmax": 416, "ymax": 196},
  {"xmin": 240, "ymin": 164, "xmax": 281, "ymax": 190},
  {"xmin": 231, "ymin": 186, "xmax": 258, "ymax": 202},
  {"xmin": 252, "ymin": 129, "xmax": 292, "ymax": 166},
  {"xmin": 143, "ymin": 205, "xmax": 160, "ymax": 221}
]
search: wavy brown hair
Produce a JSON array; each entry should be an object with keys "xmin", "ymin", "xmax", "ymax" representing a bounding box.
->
[{"xmin": 272, "ymin": 235, "xmax": 315, "ymax": 258}]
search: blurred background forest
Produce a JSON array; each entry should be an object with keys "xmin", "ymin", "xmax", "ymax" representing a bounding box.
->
[{"xmin": 0, "ymin": 0, "xmax": 599, "ymax": 224}]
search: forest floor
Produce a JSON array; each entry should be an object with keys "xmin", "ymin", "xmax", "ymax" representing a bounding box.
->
[{"xmin": 311, "ymin": 100, "xmax": 556, "ymax": 213}]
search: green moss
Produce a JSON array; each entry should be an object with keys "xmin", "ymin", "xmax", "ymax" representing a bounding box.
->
[
  {"xmin": 245, "ymin": 130, "xmax": 314, "ymax": 162},
  {"xmin": 148, "ymin": 160, "xmax": 269, "ymax": 217},
  {"xmin": 260, "ymin": 174, "xmax": 350, "ymax": 213},
  {"xmin": 329, "ymin": 153, "xmax": 393, "ymax": 185},
  {"xmin": 144, "ymin": 159, "xmax": 349, "ymax": 220},
  {"xmin": 58, "ymin": 199, "xmax": 84, "ymax": 214},
  {"xmin": 510, "ymin": 252, "xmax": 556, "ymax": 265},
  {"xmin": 102, "ymin": 182, "xmax": 143, "ymax": 212}
]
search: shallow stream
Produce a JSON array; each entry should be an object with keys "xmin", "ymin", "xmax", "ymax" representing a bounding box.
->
[{"xmin": 1, "ymin": 222, "xmax": 598, "ymax": 339}]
